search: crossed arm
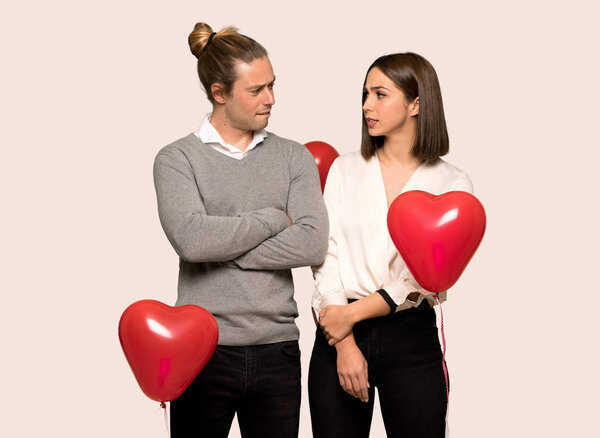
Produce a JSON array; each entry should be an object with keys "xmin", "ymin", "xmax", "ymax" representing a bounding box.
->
[
  {"xmin": 153, "ymin": 145, "xmax": 328, "ymax": 267},
  {"xmin": 230, "ymin": 145, "xmax": 329, "ymax": 270},
  {"xmin": 154, "ymin": 149, "xmax": 291, "ymax": 262}
]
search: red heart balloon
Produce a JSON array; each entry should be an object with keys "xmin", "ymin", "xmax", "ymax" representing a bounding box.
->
[
  {"xmin": 118, "ymin": 300, "xmax": 218, "ymax": 403},
  {"xmin": 387, "ymin": 190, "xmax": 486, "ymax": 293},
  {"xmin": 305, "ymin": 141, "xmax": 340, "ymax": 193}
]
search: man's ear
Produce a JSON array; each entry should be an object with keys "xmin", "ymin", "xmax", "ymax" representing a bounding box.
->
[
  {"xmin": 211, "ymin": 83, "xmax": 227, "ymax": 104},
  {"xmin": 409, "ymin": 97, "xmax": 419, "ymax": 117}
]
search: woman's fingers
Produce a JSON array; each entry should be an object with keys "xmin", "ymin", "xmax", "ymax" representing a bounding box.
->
[
  {"xmin": 339, "ymin": 374, "xmax": 358, "ymax": 398},
  {"xmin": 319, "ymin": 309, "xmax": 327, "ymax": 321},
  {"xmin": 351, "ymin": 372, "xmax": 369, "ymax": 402},
  {"xmin": 338, "ymin": 369, "xmax": 368, "ymax": 402},
  {"xmin": 319, "ymin": 305, "xmax": 355, "ymax": 343},
  {"xmin": 324, "ymin": 331, "xmax": 340, "ymax": 345}
]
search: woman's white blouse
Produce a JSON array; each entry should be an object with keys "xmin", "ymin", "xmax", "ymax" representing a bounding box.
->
[{"xmin": 311, "ymin": 150, "xmax": 474, "ymax": 315}]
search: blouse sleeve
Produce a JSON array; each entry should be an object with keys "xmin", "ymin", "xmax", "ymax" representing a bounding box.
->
[
  {"xmin": 311, "ymin": 160, "xmax": 348, "ymax": 315},
  {"xmin": 381, "ymin": 268, "xmax": 433, "ymax": 312},
  {"xmin": 384, "ymin": 170, "xmax": 475, "ymax": 311}
]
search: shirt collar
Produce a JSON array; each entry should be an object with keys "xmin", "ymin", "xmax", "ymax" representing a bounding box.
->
[{"xmin": 195, "ymin": 113, "xmax": 268, "ymax": 155}]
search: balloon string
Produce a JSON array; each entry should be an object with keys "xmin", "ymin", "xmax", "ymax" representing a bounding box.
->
[
  {"xmin": 435, "ymin": 294, "xmax": 449, "ymax": 401},
  {"xmin": 160, "ymin": 402, "xmax": 170, "ymax": 437}
]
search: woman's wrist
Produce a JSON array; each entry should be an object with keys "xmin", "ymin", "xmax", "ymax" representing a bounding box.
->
[
  {"xmin": 346, "ymin": 293, "xmax": 390, "ymax": 323},
  {"xmin": 345, "ymin": 302, "xmax": 362, "ymax": 325},
  {"xmin": 334, "ymin": 332, "xmax": 357, "ymax": 353}
]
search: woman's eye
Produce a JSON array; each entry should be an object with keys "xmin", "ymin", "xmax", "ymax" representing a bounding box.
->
[{"xmin": 377, "ymin": 92, "xmax": 386, "ymax": 98}]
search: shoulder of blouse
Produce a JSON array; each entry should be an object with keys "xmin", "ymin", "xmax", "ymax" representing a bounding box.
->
[
  {"xmin": 332, "ymin": 149, "xmax": 372, "ymax": 174},
  {"xmin": 426, "ymin": 158, "xmax": 470, "ymax": 180},
  {"xmin": 423, "ymin": 158, "xmax": 474, "ymax": 193}
]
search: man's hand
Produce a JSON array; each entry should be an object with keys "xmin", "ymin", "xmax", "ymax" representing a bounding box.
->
[
  {"xmin": 335, "ymin": 335, "xmax": 369, "ymax": 402},
  {"xmin": 319, "ymin": 304, "xmax": 356, "ymax": 345}
]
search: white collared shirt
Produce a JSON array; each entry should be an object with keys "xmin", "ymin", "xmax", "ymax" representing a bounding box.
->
[
  {"xmin": 311, "ymin": 150, "xmax": 474, "ymax": 315},
  {"xmin": 194, "ymin": 113, "xmax": 267, "ymax": 159}
]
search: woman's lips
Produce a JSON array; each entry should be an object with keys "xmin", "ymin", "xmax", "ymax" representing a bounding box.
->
[{"xmin": 366, "ymin": 117, "xmax": 378, "ymax": 128}]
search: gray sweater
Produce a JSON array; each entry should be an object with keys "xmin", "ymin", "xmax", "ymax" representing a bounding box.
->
[{"xmin": 153, "ymin": 133, "xmax": 328, "ymax": 345}]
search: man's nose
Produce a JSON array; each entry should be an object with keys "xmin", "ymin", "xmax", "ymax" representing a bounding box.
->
[{"xmin": 263, "ymin": 88, "xmax": 275, "ymax": 106}]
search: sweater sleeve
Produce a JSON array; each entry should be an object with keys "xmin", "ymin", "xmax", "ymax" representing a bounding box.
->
[
  {"xmin": 230, "ymin": 144, "xmax": 329, "ymax": 270},
  {"xmin": 153, "ymin": 148, "xmax": 290, "ymax": 263},
  {"xmin": 310, "ymin": 159, "xmax": 349, "ymax": 315}
]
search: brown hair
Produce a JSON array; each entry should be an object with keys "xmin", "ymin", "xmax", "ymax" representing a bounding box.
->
[
  {"xmin": 361, "ymin": 53, "xmax": 449, "ymax": 160},
  {"xmin": 188, "ymin": 23, "xmax": 268, "ymax": 104}
]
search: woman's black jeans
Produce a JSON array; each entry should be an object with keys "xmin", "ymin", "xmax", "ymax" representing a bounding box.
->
[
  {"xmin": 171, "ymin": 340, "xmax": 301, "ymax": 438},
  {"xmin": 308, "ymin": 300, "xmax": 447, "ymax": 438}
]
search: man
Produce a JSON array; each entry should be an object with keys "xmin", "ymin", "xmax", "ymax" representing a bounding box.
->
[{"xmin": 153, "ymin": 22, "xmax": 328, "ymax": 438}]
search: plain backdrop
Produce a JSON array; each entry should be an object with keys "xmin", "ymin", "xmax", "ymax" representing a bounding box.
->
[{"xmin": 1, "ymin": 0, "xmax": 599, "ymax": 437}]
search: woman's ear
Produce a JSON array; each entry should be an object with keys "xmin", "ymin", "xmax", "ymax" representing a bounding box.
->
[{"xmin": 409, "ymin": 97, "xmax": 419, "ymax": 117}]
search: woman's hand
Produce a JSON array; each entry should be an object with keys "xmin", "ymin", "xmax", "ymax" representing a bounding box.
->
[
  {"xmin": 320, "ymin": 294, "xmax": 392, "ymax": 345},
  {"xmin": 319, "ymin": 305, "xmax": 356, "ymax": 345},
  {"xmin": 335, "ymin": 335, "xmax": 370, "ymax": 402}
]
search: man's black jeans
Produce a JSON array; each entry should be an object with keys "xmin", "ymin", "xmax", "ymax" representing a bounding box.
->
[{"xmin": 171, "ymin": 340, "xmax": 301, "ymax": 438}]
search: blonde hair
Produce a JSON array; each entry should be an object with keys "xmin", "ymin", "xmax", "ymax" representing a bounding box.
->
[{"xmin": 188, "ymin": 23, "xmax": 268, "ymax": 104}]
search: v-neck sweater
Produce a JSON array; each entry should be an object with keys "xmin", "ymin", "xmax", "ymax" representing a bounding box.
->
[{"xmin": 154, "ymin": 133, "xmax": 328, "ymax": 345}]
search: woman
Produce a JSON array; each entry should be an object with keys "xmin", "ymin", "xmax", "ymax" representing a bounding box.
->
[{"xmin": 308, "ymin": 53, "xmax": 473, "ymax": 438}]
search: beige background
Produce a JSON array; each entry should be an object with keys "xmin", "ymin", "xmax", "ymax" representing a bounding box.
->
[{"xmin": 2, "ymin": 0, "xmax": 599, "ymax": 436}]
